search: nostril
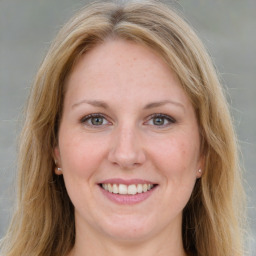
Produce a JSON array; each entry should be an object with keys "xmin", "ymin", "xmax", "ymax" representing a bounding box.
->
[
  {"xmin": 108, "ymin": 149, "xmax": 146, "ymax": 169},
  {"xmin": 107, "ymin": 131, "xmax": 146, "ymax": 168}
]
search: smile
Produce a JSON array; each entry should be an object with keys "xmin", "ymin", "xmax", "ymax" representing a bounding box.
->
[
  {"xmin": 101, "ymin": 183, "xmax": 155, "ymax": 195},
  {"xmin": 98, "ymin": 179, "xmax": 158, "ymax": 204}
]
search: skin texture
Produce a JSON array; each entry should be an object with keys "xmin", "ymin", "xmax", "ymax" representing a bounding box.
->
[{"xmin": 54, "ymin": 39, "xmax": 203, "ymax": 256}]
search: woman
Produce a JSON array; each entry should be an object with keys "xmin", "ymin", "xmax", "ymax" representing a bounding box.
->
[{"xmin": 0, "ymin": 1, "xmax": 246, "ymax": 255}]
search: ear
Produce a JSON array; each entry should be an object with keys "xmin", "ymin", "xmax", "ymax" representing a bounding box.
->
[
  {"xmin": 196, "ymin": 154, "xmax": 205, "ymax": 178},
  {"xmin": 53, "ymin": 146, "xmax": 62, "ymax": 175}
]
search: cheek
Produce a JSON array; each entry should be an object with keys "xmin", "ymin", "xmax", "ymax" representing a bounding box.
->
[
  {"xmin": 57, "ymin": 133, "xmax": 104, "ymax": 209},
  {"xmin": 58, "ymin": 131, "xmax": 106, "ymax": 179},
  {"xmin": 149, "ymin": 135, "xmax": 200, "ymax": 175},
  {"xmin": 149, "ymin": 134, "xmax": 199, "ymax": 203}
]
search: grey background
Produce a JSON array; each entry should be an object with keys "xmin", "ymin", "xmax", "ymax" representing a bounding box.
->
[{"xmin": 0, "ymin": 0, "xmax": 255, "ymax": 254}]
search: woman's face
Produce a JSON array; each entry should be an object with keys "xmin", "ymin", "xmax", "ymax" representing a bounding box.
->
[{"xmin": 55, "ymin": 39, "xmax": 203, "ymax": 242}]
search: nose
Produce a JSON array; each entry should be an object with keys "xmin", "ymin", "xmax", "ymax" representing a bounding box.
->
[{"xmin": 107, "ymin": 125, "xmax": 146, "ymax": 169}]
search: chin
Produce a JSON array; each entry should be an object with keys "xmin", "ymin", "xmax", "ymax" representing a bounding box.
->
[
  {"xmin": 100, "ymin": 217, "xmax": 156, "ymax": 242},
  {"xmin": 107, "ymin": 229, "xmax": 152, "ymax": 243}
]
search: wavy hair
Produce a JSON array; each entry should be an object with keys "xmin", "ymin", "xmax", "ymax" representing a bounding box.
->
[{"xmin": 0, "ymin": 1, "xmax": 246, "ymax": 255}]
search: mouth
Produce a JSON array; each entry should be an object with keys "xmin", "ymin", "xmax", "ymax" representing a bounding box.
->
[
  {"xmin": 98, "ymin": 179, "xmax": 158, "ymax": 204},
  {"xmin": 100, "ymin": 183, "xmax": 157, "ymax": 195}
]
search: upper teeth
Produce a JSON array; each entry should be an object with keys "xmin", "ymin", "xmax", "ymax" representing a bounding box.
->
[{"xmin": 102, "ymin": 183, "xmax": 154, "ymax": 195}]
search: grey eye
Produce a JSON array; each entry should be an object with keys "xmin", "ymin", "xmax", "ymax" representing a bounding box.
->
[
  {"xmin": 153, "ymin": 117, "xmax": 165, "ymax": 125},
  {"xmin": 91, "ymin": 116, "xmax": 104, "ymax": 125},
  {"xmin": 81, "ymin": 114, "xmax": 109, "ymax": 126},
  {"xmin": 146, "ymin": 114, "xmax": 176, "ymax": 127}
]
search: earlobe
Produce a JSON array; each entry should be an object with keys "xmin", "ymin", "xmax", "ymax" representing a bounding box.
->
[
  {"xmin": 53, "ymin": 146, "xmax": 62, "ymax": 175},
  {"xmin": 196, "ymin": 154, "xmax": 205, "ymax": 178},
  {"xmin": 55, "ymin": 166, "xmax": 62, "ymax": 175},
  {"xmin": 197, "ymin": 169, "xmax": 203, "ymax": 178}
]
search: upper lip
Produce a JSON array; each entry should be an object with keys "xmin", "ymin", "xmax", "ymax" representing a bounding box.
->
[{"xmin": 99, "ymin": 178, "xmax": 156, "ymax": 185}]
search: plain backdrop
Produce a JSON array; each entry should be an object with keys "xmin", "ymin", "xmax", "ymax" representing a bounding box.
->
[{"xmin": 0, "ymin": 0, "xmax": 255, "ymax": 254}]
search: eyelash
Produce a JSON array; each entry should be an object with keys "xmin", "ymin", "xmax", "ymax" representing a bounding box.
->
[
  {"xmin": 145, "ymin": 113, "xmax": 176, "ymax": 127},
  {"xmin": 80, "ymin": 113, "xmax": 110, "ymax": 127},
  {"xmin": 80, "ymin": 113, "xmax": 176, "ymax": 127}
]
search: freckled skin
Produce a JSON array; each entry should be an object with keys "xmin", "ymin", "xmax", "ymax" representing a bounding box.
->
[{"xmin": 55, "ymin": 39, "xmax": 203, "ymax": 255}]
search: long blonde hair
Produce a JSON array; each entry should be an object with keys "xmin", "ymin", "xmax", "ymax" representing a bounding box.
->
[{"xmin": 0, "ymin": 1, "xmax": 246, "ymax": 255}]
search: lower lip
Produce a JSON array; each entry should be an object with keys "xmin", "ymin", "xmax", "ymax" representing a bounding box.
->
[{"xmin": 99, "ymin": 186, "xmax": 157, "ymax": 205}]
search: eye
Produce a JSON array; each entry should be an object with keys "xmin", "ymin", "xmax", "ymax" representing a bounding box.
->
[
  {"xmin": 80, "ymin": 114, "xmax": 110, "ymax": 127},
  {"xmin": 146, "ymin": 114, "xmax": 176, "ymax": 127}
]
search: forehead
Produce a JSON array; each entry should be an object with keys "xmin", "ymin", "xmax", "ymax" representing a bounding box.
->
[
  {"xmin": 68, "ymin": 39, "xmax": 173, "ymax": 82},
  {"xmin": 64, "ymin": 39, "xmax": 192, "ymax": 109}
]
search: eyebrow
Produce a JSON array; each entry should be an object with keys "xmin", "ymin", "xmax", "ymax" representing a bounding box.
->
[
  {"xmin": 144, "ymin": 100, "xmax": 185, "ymax": 111},
  {"xmin": 72, "ymin": 99, "xmax": 185, "ymax": 111},
  {"xmin": 72, "ymin": 100, "xmax": 109, "ymax": 109}
]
